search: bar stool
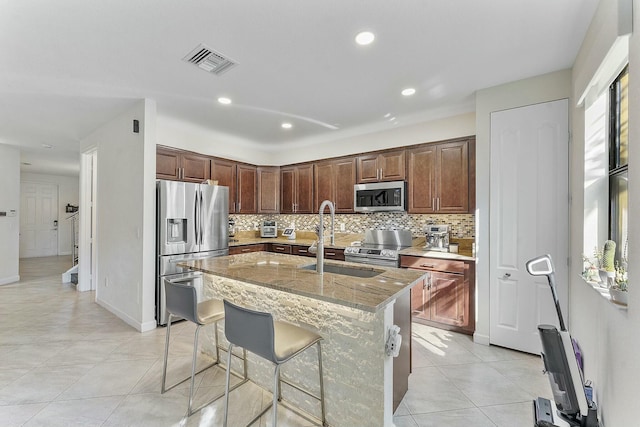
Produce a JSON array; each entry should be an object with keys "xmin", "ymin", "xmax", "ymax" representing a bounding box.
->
[
  {"xmin": 161, "ymin": 280, "xmax": 247, "ymax": 416},
  {"xmin": 222, "ymin": 299, "xmax": 327, "ymax": 427}
]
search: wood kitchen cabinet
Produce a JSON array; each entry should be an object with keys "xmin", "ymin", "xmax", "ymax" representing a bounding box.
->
[
  {"xmin": 291, "ymin": 245, "xmax": 315, "ymax": 257},
  {"xmin": 257, "ymin": 166, "xmax": 280, "ymax": 214},
  {"xmin": 407, "ymin": 138, "xmax": 470, "ymax": 214},
  {"xmin": 314, "ymin": 157, "xmax": 356, "ymax": 213},
  {"xmin": 229, "ymin": 244, "xmax": 266, "ymax": 255},
  {"xmin": 269, "ymin": 243, "xmax": 292, "ymax": 254},
  {"xmin": 401, "ymin": 255, "xmax": 475, "ymax": 334},
  {"xmin": 237, "ymin": 164, "xmax": 257, "ymax": 214},
  {"xmin": 156, "ymin": 146, "xmax": 211, "ymax": 183},
  {"xmin": 211, "ymin": 157, "xmax": 237, "ymax": 213},
  {"xmin": 281, "ymin": 164, "xmax": 314, "ymax": 213},
  {"xmin": 211, "ymin": 160, "xmax": 258, "ymax": 214},
  {"xmin": 357, "ymin": 149, "xmax": 406, "ymax": 183}
]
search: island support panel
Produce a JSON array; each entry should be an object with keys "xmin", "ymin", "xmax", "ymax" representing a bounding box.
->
[{"xmin": 202, "ymin": 274, "xmax": 396, "ymax": 427}]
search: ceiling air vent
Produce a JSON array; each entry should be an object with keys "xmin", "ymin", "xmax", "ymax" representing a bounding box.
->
[{"xmin": 182, "ymin": 44, "xmax": 237, "ymax": 75}]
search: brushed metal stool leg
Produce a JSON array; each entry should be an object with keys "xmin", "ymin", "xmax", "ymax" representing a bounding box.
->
[
  {"xmin": 187, "ymin": 324, "xmax": 202, "ymax": 416},
  {"xmin": 273, "ymin": 364, "xmax": 281, "ymax": 427},
  {"xmin": 223, "ymin": 343, "xmax": 234, "ymax": 427},
  {"xmin": 161, "ymin": 314, "xmax": 173, "ymax": 394},
  {"xmin": 317, "ymin": 342, "xmax": 326, "ymax": 426}
]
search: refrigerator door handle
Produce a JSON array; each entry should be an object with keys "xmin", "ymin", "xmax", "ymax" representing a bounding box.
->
[
  {"xmin": 198, "ymin": 189, "xmax": 204, "ymax": 246},
  {"xmin": 194, "ymin": 189, "xmax": 199, "ymax": 246}
]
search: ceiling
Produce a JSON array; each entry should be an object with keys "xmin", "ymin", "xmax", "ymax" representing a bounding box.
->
[{"xmin": 0, "ymin": 0, "xmax": 599, "ymax": 176}]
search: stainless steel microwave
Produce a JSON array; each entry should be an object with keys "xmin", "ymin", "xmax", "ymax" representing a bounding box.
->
[{"xmin": 354, "ymin": 181, "xmax": 406, "ymax": 212}]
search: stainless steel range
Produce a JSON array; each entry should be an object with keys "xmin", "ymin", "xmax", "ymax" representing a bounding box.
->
[{"xmin": 344, "ymin": 229, "xmax": 413, "ymax": 268}]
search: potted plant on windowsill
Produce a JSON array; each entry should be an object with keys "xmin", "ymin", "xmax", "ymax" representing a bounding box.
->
[
  {"xmin": 610, "ymin": 262, "xmax": 628, "ymax": 305},
  {"xmin": 598, "ymin": 240, "xmax": 616, "ymax": 288}
]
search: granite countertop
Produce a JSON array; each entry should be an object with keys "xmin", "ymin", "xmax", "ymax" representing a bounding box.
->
[{"xmin": 181, "ymin": 252, "xmax": 427, "ymax": 312}]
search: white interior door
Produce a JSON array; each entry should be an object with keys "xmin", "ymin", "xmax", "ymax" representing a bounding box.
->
[
  {"xmin": 489, "ymin": 99, "xmax": 569, "ymax": 354},
  {"xmin": 20, "ymin": 182, "xmax": 59, "ymax": 258}
]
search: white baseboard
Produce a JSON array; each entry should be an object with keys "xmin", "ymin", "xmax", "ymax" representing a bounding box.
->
[
  {"xmin": 473, "ymin": 332, "xmax": 490, "ymax": 346},
  {"xmin": 0, "ymin": 275, "xmax": 20, "ymax": 286},
  {"xmin": 96, "ymin": 298, "xmax": 154, "ymax": 332}
]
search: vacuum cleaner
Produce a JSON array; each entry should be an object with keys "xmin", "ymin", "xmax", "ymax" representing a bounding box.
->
[{"xmin": 526, "ymin": 254, "xmax": 599, "ymax": 427}]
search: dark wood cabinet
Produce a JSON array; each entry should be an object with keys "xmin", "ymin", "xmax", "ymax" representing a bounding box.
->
[
  {"xmin": 323, "ymin": 247, "xmax": 345, "ymax": 261},
  {"xmin": 281, "ymin": 164, "xmax": 314, "ymax": 214},
  {"xmin": 229, "ymin": 244, "xmax": 266, "ymax": 255},
  {"xmin": 156, "ymin": 146, "xmax": 210, "ymax": 183},
  {"xmin": 237, "ymin": 164, "xmax": 257, "ymax": 214},
  {"xmin": 292, "ymin": 245, "xmax": 315, "ymax": 257},
  {"xmin": 401, "ymin": 255, "xmax": 474, "ymax": 334},
  {"xmin": 211, "ymin": 158, "xmax": 237, "ymax": 213},
  {"xmin": 314, "ymin": 158, "xmax": 356, "ymax": 213},
  {"xmin": 269, "ymin": 243, "xmax": 292, "ymax": 254},
  {"xmin": 407, "ymin": 138, "xmax": 470, "ymax": 214},
  {"xmin": 357, "ymin": 149, "xmax": 406, "ymax": 183},
  {"xmin": 258, "ymin": 167, "xmax": 280, "ymax": 214}
]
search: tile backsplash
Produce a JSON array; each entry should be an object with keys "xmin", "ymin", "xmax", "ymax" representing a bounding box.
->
[{"xmin": 231, "ymin": 212, "xmax": 475, "ymax": 239}]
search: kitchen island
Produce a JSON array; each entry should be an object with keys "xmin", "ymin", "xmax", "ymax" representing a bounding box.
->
[{"xmin": 182, "ymin": 252, "xmax": 426, "ymax": 427}]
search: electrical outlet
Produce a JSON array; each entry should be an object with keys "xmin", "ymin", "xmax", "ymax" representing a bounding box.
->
[{"xmin": 340, "ymin": 223, "xmax": 346, "ymax": 232}]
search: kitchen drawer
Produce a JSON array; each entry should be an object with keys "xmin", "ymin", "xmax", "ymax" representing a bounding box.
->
[
  {"xmin": 400, "ymin": 255, "xmax": 465, "ymax": 274},
  {"xmin": 292, "ymin": 245, "xmax": 315, "ymax": 257},
  {"xmin": 270, "ymin": 243, "xmax": 292, "ymax": 254},
  {"xmin": 229, "ymin": 244, "xmax": 266, "ymax": 255},
  {"xmin": 324, "ymin": 248, "xmax": 345, "ymax": 261}
]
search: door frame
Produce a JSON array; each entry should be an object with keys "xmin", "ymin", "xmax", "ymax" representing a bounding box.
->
[{"xmin": 78, "ymin": 149, "xmax": 97, "ymax": 292}]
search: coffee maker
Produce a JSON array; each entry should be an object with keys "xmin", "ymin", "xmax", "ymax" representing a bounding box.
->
[{"xmin": 425, "ymin": 224, "xmax": 450, "ymax": 252}]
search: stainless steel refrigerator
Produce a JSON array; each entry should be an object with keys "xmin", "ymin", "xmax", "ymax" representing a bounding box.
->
[{"xmin": 156, "ymin": 180, "xmax": 229, "ymax": 325}]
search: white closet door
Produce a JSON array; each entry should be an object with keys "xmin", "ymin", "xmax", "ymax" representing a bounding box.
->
[{"xmin": 490, "ymin": 99, "xmax": 569, "ymax": 354}]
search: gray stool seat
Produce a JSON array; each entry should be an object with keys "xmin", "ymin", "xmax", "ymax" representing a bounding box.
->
[
  {"xmin": 161, "ymin": 280, "xmax": 247, "ymax": 417},
  {"xmin": 196, "ymin": 299, "xmax": 224, "ymax": 324},
  {"xmin": 273, "ymin": 320, "xmax": 322, "ymax": 363},
  {"xmin": 223, "ymin": 299, "xmax": 327, "ymax": 427}
]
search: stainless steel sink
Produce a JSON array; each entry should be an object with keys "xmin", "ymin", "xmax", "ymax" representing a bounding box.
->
[{"xmin": 299, "ymin": 263, "xmax": 383, "ymax": 278}]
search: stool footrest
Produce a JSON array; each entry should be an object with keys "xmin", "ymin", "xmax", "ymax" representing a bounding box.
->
[{"xmin": 280, "ymin": 377, "xmax": 322, "ymax": 401}]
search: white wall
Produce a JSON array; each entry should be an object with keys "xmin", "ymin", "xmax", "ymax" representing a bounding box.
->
[
  {"xmin": 0, "ymin": 145, "xmax": 20, "ymax": 285},
  {"xmin": 474, "ymin": 69, "xmax": 572, "ymax": 344},
  {"xmin": 80, "ymin": 99, "xmax": 157, "ymax": 332},
  {"xmin": 20, "ymin": 172, "xmax": 79, "ymax": 256},
  {"xmin": 568, "ymin": 0, "xmax": 638, "ymax": 425},
  {"xmin": 157, "ymin": 110, "xmax": 476, "ymax": 166}
]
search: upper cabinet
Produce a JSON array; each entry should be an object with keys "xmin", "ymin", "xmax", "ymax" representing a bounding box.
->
[
  {"xmin": 314, "ymin": 157, "xmax": 356, "ymax": 213},
  {"xmin": 211, "ymin": 159, "xmax": 259, "ymax": 214},
  {"xmin": 211, "ymin": 157, "xmax": 237, "ymax": 214},
  {"xmin": 237, "ymin": 164, "xmax": 258, "ymax": 214},
  {"xmin": 281, "ymin": 164, "xmax": 314, "ymax": 214},
  {"xmin": 407, "ymin": 138, "xmax": 472, "ymax": 214},
  {"xmin": 257, "ymin": 166, "xmax": 280, "ymax": 214},
  {"xmin": 156, "ymin": 146, "xmax": 210, "ymax": 183},
  {"xmin": 356, "ymin": 149, "xmax": 406, "ymax": 183}
]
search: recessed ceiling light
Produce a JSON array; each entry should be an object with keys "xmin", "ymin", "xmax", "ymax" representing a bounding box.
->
[
  {"xmin": 401, "ymin": 88, "xmax": 416, "ymax": 96},
  {"xmin": 355, "ymin": 31, "xmax": 375, "ymax": 46},
  {"xmin": 217, "ymin": 97, "xmax": 232, "ymax": 105},
  {"xmin": 281, "ymin": 122, "xmax": 293, "ymax": 129},
  {"xmin": 42, "ymin": 144, "xmax": 53, "ymax": 149}
]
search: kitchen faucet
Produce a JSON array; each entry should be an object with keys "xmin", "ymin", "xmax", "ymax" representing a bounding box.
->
[{"xmin": 309, "ymin": 200, "xmax": 335, "ymax": 274}]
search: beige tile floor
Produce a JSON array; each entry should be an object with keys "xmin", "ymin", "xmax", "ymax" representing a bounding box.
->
[{"xmin": 0, "ymin": 256, "xmax": 551, "ymax": 427}]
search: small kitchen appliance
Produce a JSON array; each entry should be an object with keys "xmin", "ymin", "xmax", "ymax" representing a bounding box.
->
[
  {"xmin": 228, "ymin": 218, "xmax": 237, "ymax": 242},
  {"xmin": 260, "ymin": 220, "xmax": 277, "ymax": 238},
  {"xmin": 424, "ymin": 224, "xmax": 450, "ymax": 252},
  {"xmin": 354, "ymin": 181, "xmax": 406, "ymax": 212}
]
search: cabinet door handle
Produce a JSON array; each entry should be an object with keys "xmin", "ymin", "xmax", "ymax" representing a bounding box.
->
[
  {"xmin": 241, "ymin": 248, "xmax": 251, "ymax": 252},
  {"xmin": 275, "ymin": 247, "xmax": 285, "ymax": 251},
  {"xmin": 420, "ymin": 264, "xmax": 435, "ymax": 268},
  {"xmin": 437, "ymin": 197, "xmax": 440, "ymax": 211},
  {"xmin": 432, "ymin": 198, "xmax": 436, "ymax": 210},
  {"xmin": 299, "ymin": 249, "xmax": 307, "ymax": 253},
  {"xmin": 326, "ymin": 252, "xmax": 335, "ymax": 256}
]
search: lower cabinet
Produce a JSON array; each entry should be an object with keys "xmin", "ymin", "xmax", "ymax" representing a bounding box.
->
[
  {"xmin": 401, "ymin": 256, "xmax": 475, "ymax": 334},
  {"xmin": 292, "ymin": 245, "xmax": 315, "ymax": 257},
  {"xmin": 269, "ymin": 243, "xmax": 292, "ymax": 254},
  {"xmin": 228, "ymin": 244, "xmax": 266, "ymax": 255},
  {"xmin": 323, "ymin": 248, "xmax": 345, "ymax": 261}
]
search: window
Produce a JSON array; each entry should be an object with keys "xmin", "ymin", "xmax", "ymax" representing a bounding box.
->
[{"xmin": 608, "ymin": 66, "xmax": 628, "ymax": 262}]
